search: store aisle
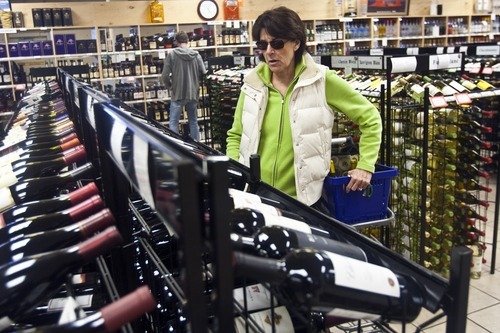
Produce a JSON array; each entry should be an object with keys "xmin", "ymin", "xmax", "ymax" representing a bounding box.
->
[{"xmin": 331, "ymin": 176, "xmax": 500, "ymax": 333}]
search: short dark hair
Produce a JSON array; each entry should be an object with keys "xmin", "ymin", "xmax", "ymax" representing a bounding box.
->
[
  {"xmin": 175, "ymin": 31, "xmax": 189, "ymax": 43},
  {"xmin": 252, "ymin": 6, "xmax": 306, "ymax": 64}
]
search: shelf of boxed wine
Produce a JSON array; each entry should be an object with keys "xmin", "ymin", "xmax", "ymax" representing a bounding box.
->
[{"xmin": 386, "ymin": 66, "xmax": 499, "ymax": 278}]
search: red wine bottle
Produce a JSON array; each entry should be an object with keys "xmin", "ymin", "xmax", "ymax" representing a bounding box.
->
[
  {"xmin": 8, "ymin": 145, "xmax": 86, "ymax": 170},
  {"xmin": 0, "ymin": 226, "xmax": 123, "ymax": 330},
  {"xmin": 0, "ymin": 194, "xmax": 105, "ymax": 245},
  {"xmin": 26, "ymin": 123, "xmax": 75, "ymax": 138},
  {"xmin": 232, "ymin": 225, "xmax": 367, "ymax": 261},
  {"xmin": 18, "ymin": 133, "xmax": 79, "ymax": 152},
  {"xmin": 16, "ymin": 138, "xmax": 82, "ymax": 158},
  {"xmin": 12, "ymin": 285, "xmax": 156, "ymax": 333},
  {"xmin": 456, "ymin": 178, "xmax": 492, "ymax": 193},
  {"xmin": 457, "ymin": 150, "xmax": 493, "ymax": 164},
  {"xmin": 0, "ymin": 182, "xmax": 99, "ymax": 227},
  {"xmin": 0, "ymin": 208, "xmax": 115, "ymax": 264},
  {"xmin": 230, "ymin": 207, "xmax": 330, "ymax": 238},
  {"xmin": 0, "ymin": 162, "xmax": 94, "ymax": 212},
  {"xmin": 0, "ymin": 146, "xmax": 87, "ymax": 188},
  {"xmin": 454, "ymin": 191, "xmax": 489, "ymax": 208},
  {"xmin": 0, "ymin": 139, "xmax": 82, "ymax": 167},
  {"xmin": 233, "ymin": 248, "xmax": 424, "ymax": 323}
]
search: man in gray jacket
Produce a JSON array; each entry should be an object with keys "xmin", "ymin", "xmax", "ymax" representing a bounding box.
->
[{"xmin": 161, "ymin": 31, "xmax": 207, "ymax": 141}]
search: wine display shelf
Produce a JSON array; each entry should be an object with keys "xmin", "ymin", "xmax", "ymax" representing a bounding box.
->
[{"xmin": 40, "ymin": 68, "xmax": 471, "ymax": 332}]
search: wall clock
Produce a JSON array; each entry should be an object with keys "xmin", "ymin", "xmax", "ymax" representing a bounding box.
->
[{"xmin": 197, "ymin": 0, "xmax": 219, "ymax": 21}]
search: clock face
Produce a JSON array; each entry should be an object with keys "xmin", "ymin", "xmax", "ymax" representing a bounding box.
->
[{"xmin": 198, "ymin": 0, "xmax": 219, "ymax": 21}]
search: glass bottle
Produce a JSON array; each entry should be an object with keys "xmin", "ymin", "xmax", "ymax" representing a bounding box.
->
[
  {"xmin": 150, "ymin": 0, "xmax": 165, "ymax": 23},
  {"xmin": 223, "ymin": 0, "xmax": 239, "ymax": 20}
]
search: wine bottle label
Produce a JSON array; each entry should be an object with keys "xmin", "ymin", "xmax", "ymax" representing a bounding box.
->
[
  {"xmin": 264, "ymin": 214, "xmax": 312, "ymax": 235},
  {"xmin": 328, "ymin": 308, "xmax": 380, "ymax": 321},
  {"xmin": 0, "ymin": 188, "xmax": 15, "ymax": 212},
  {"xmin": 0, "ymin": 316, "xmax": 14, "ymax": 331},
  {"xmin": 58, "ymin": 296, "xmax": 88, "ymax": 324},
  {"xmin": 233, "ymin": 284, "xmax": 277, "ymax": 312},
  {"xmin": 0, "ymin": 170, "xmax": 18, "ymax": 188},
  {"xmin": 48, "ymin": 294, "xmax": 93, "ymax": 312},
  {"xmin": 325, "ymin": 252, "xmax": 401, "ymax": 298},
  {"xmin": 234, "ymin": 306, "xmax": 294, "ymax": 333}
]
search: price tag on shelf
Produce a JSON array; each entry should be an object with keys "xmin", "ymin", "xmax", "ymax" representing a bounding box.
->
[
  {"xmin": 459, "ymin": 46, "xmax": 468, "ymax": 54},
  {"xmin": 370, "ymin": 48, "xmax": 383, "ymax": 56},
  {"xmin": 340, "ymin": 17, "xmax": 353, "ymax": 22},
  {"xmin": 436, "ymin": 47, "xmax": 444, "ymax": 54},
  {"xmin": 349, "ymin": 40, "xmax": 355, "ymax": 47},
  {"xmin": 469, "ymin": 67, "xmax": 481, "ymax": 74},
  {"xmin": 382, "ymin": 38, "xmax": 387, "ymax": 47},
  {"xmin": 429, "ymin": 96, "xmax": 448, "ymax": 108},
  {"xmin": 482, "ymin": 67, "xmax": 493, "ymax": 75},
  {"xmin": 158, "ymin": 50, "xmax": 166, "ymax": 59},
  {"xmin": 454, "ymin": 93, "xmax": 472, "ymax": 105},
  {"xmin": 14, "ymin": 84, "xmax": 26, "ymax": 91},
  {"xmin": 446, "ymin": 47, "xmax": 455, "ymax": 53},
  {"xmin": 406, "ymin": 48, "xmax": 418, "ymax": 55}
]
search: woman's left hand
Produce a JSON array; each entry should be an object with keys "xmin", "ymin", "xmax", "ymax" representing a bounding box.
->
[{"xmin": 346, "ymin": 168, "xmax": 372, "ymax": 193}]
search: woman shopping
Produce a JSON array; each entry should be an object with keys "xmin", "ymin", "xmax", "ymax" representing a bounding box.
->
[{"xmin": 226, "ymin": 6, "xmax": 383, "ymax": 208}]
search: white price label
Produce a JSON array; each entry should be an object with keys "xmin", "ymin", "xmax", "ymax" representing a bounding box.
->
[{"xmin": 390, "ymin": 56, "xmax": 417, "ymax": 73}]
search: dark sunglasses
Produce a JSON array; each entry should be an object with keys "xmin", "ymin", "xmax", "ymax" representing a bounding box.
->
[{"xmin": 255, "ymin": 39, "xmax": 286, "ymax": 50}]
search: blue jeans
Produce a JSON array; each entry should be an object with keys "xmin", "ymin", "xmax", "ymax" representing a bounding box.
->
[{"xmin": 169, "ymin": 99, "xmax": 200, "ymax": 141}]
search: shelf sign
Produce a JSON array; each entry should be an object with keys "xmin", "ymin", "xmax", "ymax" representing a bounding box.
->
[
  {"xmin": 330, "ymin": 56, "xmax": 357, "ymax": 68},
  {"xmin": 311, "ymin": 55, "xmax": 321, "ymax": 64},
  {"xmin": 234, "ymin": 55, "xmax": 244, "ymax": 65},
  {"xmin": 436, "ymin": 47, "xmax": 444, "ymax": 54},
  {"xmin": 390, "ymin": 56, "xmax": 417, "ymax": 73},
  {"xmin": 357, "ymin": 56, "xmax": 383, "ymax": 69},
  {"xmin": 459, "ymin": 46, "xmax": 468, "ymax": 54},
  {"xmin": 476, "ymin": 45, "xmax": 500, "ymax": 56},
  {"xmin": 133, "ymin": 135, "xmax": 155, "ymax": 209},
  {"xmin": 370, "ymin": 48, "xmax": 383, "ymax": 56},
  {"xmin": 446, "ymin": 47, "xmax": 455, "ymax": 54},
  {"xmin": 429, "ymin": 95, "xmax": 448, "ymax": 108},
  {"xmin": 454, "ymin": 93, "xmax": 472, "ymax": 105}
]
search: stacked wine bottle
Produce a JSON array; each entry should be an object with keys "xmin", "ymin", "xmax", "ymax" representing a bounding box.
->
[
  {"xmin": 0, "ymin": 81, "xmax": 155, "ymax": 332},
  {"xmin": 387, "ymin": 73, "xmax": 496, "ymax": 278},
  {"xmin": 126, "ymin": 183, "xmax": 426, "ymax": 332}
]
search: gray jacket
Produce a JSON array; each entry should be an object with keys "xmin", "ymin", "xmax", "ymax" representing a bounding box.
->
[{"xmin": 161, "ymin": 46, "xmax": 207, "ymax": 101}]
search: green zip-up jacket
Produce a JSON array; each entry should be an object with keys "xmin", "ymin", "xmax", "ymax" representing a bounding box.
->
[{"xmin": 226, "ymin": 54, "xmax": 382, "ymax": 205}]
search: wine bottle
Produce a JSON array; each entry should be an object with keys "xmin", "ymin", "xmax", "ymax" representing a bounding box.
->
[
  {"xmin": 0, "ymin": 138, "xmax": 82, "ymax": 164},
  {"xmin": 457, "ymin": 150, "xmax": 493, "ymax": 164},
  {"xmin": 230, "ymin": 207, "xmax": 330, "ymax": 238},
  {"xmin": 453, "ymin": 204, "xmax": 488, "ymax": 222},
  {"xmin": 0, "ymin": 226, "xmax": 123, "ymax": 330},
  {"xmin": 233, "ymin": 248, "xmax": 424, "ymax": 322},
  {"xmin": 468, "ymin": 244, "xmax": 483, "ymax": 279},
  {"xmin": 231, "ymin": 225, "xmax": 367, "ymax": 261},
  {"xmin": 11, "ymin": 285, "xmax": 155, "ymax": 333},
  {"xmin": 454, "ymin": 191, "xmax": 489, "ymax": 208},
  {"xmin": 0, "ymin": 146, "xmax": 87, "ymax": 188},
  {"xmin": 0, "ymin": 162, "xmax": 94, "ymax": 212},
  {"xmin": 6, "ymin": 144, "xmax": 86, "ymax": 171},
  {"xmin": 17, "ymin": 133, "xmax": 79, "ymax": 152},
  {"xmin": 0, "ymin": 208, "xmax": 115, "ymax": 265},
  {"xmin": 0, "ymin": 194, "xmax": 105, "ymax": 245},
  {"xmin": 0, "ymin": 182, "xmax": 99, "ymax": 227}
]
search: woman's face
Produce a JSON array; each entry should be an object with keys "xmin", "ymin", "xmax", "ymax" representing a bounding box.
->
[{"xmin": 259, "ymin": 29, "xmax": 299, "ymax": 76}]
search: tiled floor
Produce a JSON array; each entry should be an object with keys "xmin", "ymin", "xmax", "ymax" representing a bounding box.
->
[{"xmin": 331, "ymin": 176, "xmax": 500, "ymax": 333}]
